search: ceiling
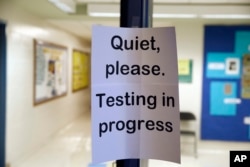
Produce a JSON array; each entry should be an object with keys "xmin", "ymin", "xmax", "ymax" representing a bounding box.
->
[{"xmin": 9, "ymin": 0, "xmax": 250, "ymax": 41}]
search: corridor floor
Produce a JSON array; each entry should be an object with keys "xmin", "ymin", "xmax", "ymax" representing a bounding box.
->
[{"xmin": 14, "ymin": 112, "xmax": 250, "ymax": 167}]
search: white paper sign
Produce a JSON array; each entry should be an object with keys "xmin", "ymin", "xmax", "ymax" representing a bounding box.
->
[{"xmin": 91, "ymin": 26, "xmax": 180, "ymax": 164}]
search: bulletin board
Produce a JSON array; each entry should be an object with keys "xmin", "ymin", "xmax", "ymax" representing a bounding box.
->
[
  {"xmin": 34, "ymin": 40, "xmax": 68, "ymax": 105},
  {"xmin": 72, "ymin": 49, "xmax": 89, "ymax": 92},
  {"xmin": 201, "ymin": 25, "xmax": 250, "ymax": 141}
]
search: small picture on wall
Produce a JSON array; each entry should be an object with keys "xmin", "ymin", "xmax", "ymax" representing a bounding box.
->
[
  {"xmin": 226, "ymin": 58, "xmax": 240, "ymax": 75},
  {"xmin": 224, "ymin": 83, "xmax": 232, "ymax": 95},
  {"xmin": 33, "ymin": 39, "xmax": 68, "ymax": 105}
]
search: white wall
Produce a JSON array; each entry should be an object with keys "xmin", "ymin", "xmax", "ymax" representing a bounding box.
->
[
  {"xmin": 0, "ymin": 1, "xmax": 91, "ymax": 166},
  {"xmin": 153, "ymin": 20, "xmax": 204, "ymax": 138}
]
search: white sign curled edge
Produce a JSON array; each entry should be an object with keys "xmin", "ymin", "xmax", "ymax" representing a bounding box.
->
[{"xmin": 91, "ymin": 26, "xmax": 180, "ymax": 164}]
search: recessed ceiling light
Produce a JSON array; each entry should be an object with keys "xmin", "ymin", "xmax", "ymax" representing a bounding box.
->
[
  {"xmin": 153, "ymin": 13, "xmax": 197, "ymax": 18},
  {"xmin": 201, "ymin": 14, "xmax": 250, "ymax": 19},
  {"xmin": 88, "ymin": 12, "xmax": 120, "ymax": 17},
  {"xmin": 48, "ymin": 0, "xmax": 76, "ymax": 13}
]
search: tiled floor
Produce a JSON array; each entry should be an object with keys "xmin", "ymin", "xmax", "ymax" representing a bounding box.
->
[{"xmin": 14, "ymin": 112, "xmax": 250, "ymax": 167}]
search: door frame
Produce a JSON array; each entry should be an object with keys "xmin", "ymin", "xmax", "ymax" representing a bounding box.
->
[{"xmin": 0, "ymin": 21, "xmax": 7, "ymax": 166}]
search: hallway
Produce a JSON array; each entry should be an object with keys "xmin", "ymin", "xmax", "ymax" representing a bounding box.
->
[{"xmin": 12, "ymin": 111, "xmax": 250, "ymax": 167}]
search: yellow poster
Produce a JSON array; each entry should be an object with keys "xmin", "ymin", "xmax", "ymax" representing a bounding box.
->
[
  {"xmin": 178, "ymin": 59, "xmax": 192, "ymax": 83},
  {"xmin": 178, "ymin": 59, "xmax": 190, "ymax": 75},
  {"xmin": 72, "ymin": 50, "xmax": 89, "ymax": 91},
  {"xmin": 241, "ymin": 54, "xmax": 250, "ymax": 98}
]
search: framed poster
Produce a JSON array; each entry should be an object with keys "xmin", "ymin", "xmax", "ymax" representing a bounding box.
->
[
  {"xmin": 72, "ymin": 49, "xmax": 89, "ymax": 92},
  {"xmin": 34, "ymin": 39, "xmax": 68, "ymax": 105}
]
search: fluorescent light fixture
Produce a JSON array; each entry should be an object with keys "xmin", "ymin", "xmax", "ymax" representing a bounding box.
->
[
  {"xmin": 88, "ymin": 12, "xmax": 197, "ymax": 19},
  {"xmin": 88, "ymin": 12, "xmax": 120, "ymax": 17},
  {"xmin": 201, "ymin": 14, "xmax": 250, "ymax": 19},
  {"xmin": 48, "ymin": 0, "xmax": 76, "ymax": 13},
  {"xmin": 153, "ymin": 13, "xmax": 197, "ymax": 18},
  {"xmin": 88, "ymin": 11, "xmax": 250, "ymax": 20}
]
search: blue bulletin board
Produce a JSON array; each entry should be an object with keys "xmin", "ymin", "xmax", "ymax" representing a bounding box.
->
[{"xmin": 201, "ymin": 25, "xmax": 250, "ymax": 141}]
